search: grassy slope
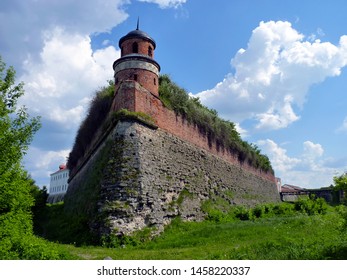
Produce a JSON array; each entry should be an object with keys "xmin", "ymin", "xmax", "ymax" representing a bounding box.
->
[{"xmin": 60, "ymin": 210, "xmax": 347, "ymax": 260}]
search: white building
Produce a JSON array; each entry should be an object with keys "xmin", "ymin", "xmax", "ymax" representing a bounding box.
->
[{"xmin": 47, "ymin": 164, "xmax": 69, "ymax": 203}]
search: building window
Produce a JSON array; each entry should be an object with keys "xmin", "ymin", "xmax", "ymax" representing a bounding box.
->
[
  {"xmin": 148, "ymin": 46, "xmax": 153, "ymax": 57},
  {"xmin": 154, "ymin": 78, "xmax": 156, "ymax": 85},
  {"xmin": 134, "ymin": 74, "xmax": 138, "ymax": 81},
  {"xmin": 121, "ymin": 47, "xmax": 124, "ymax": 56},
  {"xmin": 132, "ymin": 42, "xmax": 138, "ymax": 53}
]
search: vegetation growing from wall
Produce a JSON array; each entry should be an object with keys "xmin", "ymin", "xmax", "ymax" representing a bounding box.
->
[
  {"xmin": 159, "ymin": 75, "xmax": 273, "ymax": 174},
  {"xmin": 68, "ymin": 75, "xmax": 273, "ymax": 174},
  {"xmin": 67, "ymin": 81, "xmax": 114, "ymax": 170},
  {"xmin": 67, "ymin": 82, "xmax": 156, "ymax": 172},
  {"xmin": 111, "ymin": 108, "xmax": 156, "ymax": 128}
]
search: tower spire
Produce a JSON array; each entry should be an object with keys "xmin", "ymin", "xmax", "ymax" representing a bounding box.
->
[{"xmin": 136, "ymin": 17, "xmax": 140, "ymax": 30}]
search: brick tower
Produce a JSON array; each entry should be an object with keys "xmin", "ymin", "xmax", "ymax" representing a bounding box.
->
[{"xmin": 112, "ymin": 21, "xmax": 161, "ymax": 114}]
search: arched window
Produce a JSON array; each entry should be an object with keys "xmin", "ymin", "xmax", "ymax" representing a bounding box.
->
[
  {"xmin": 148, "ymin": 46, "xmax": 153, "ymax": 57},
  {"xmin": 132, "ymin": 42, "xmax": 138, "ymax": 53}
]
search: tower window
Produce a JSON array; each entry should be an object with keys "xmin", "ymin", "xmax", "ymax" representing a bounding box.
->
[
  {"xmin": 154, "ymin": 78, "xmax": 156, "ymax": 85},
  {"xmin": 134, "ymin": 74, "xmax": 138, "ymax": 81},
  {"xmin": 121, "ymin": 47, "xmax": 124, "ymax": 56},
  {"xmin": 132, "ymin": 42, "xmax": 138, "ymax": 53},
  {"xmin": 148, "ymin": 46, "xmax": 153, "ymax": 57}
]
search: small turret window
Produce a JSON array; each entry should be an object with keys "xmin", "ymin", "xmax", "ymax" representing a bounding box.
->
[
  {"xmin": 132, "ymin": 42, "xmax": 138, "ymax": 53},
  {"xmin": 148, "ymin": 46, "xmax": 153, "ymax": 57}
]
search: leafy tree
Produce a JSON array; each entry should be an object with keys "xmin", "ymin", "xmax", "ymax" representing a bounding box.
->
[
  {"xmin": 0, "ymin": 55, "xmax": 44, "ymax": 258},
  {"xmin": 333, "ymin": 173, "xmax": 347, "ymax": 205},
  {"xmin": 334, "ymin": 173, "xmax": 347, "ymax": 191}
]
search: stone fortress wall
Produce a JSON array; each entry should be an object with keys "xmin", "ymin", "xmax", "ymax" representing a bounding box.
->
[
  {"xmin": 64, "ymin": 25, "xmax": 280, "ymax": 237},
  {"xmin": 66, "ymin": 118, "xmax": 280, "ymax": 236}
]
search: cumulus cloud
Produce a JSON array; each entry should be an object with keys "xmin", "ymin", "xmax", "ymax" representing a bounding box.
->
[
  {"xmin": 257, "ymin": 139, "xmax": 340, "ymax": 188},
  {"xmin": 196, "ymin": 21, "xmax": 347, "ymax": 130},
  {"xmin": 0, "ymin": 0, "xmax": 129, "ymax": 71},
  {"xmin": 137, "ymin": 0, "xmax": 186, "ymax": 9},
  {"xmin": 20, "ymin": 27, "xmax": 120, "ymax": 127},
  {"xmin": 257, "ymin": 139, "xmax": 300, "ymax": 173}
]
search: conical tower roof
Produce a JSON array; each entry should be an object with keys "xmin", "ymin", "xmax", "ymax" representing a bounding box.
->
[{"xmin": 118, "ymin": 19, "xmax": 156, "ymax": 48}]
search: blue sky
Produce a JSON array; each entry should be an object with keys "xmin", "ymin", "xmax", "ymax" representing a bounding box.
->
[{"xmin": 1, "ymin": 0, "xmax": 347, "ymax": 189}]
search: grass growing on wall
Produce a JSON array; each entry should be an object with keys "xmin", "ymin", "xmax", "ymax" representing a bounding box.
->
[
  {"xmin": 68, "ymin": 75, "xmax": 274, "ymax": 174},
  {"xmin": 158, "ymin": 75, "xmax": 273, "ymax": 174},
  {"xmin": 67, "ymin": 81, "xmax": 114, "ymax": 171}
]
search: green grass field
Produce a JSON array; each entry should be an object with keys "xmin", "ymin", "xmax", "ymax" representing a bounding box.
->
[{"xmin": 59, "ymin": 209, "xmax": 347, "ymax": 260}]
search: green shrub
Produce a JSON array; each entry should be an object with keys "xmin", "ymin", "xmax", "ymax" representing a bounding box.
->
[
  {"xmin": 0, "ymin": 211, "xmax": 72, "ymax": 260},
  {"xmin": 101, "ymin": 227, "xmax": 155, "ymax": 248},
  {"xmin": 294, "ymin": 197, "xmax": 328, "ymax": 215},
  {"xmin": 233, "ymin": 206, "xmax": 253, "ymax": 221},
  {"xmin": 252, "ymin": 205, "xmax": 266, "ymax": 218},
  {"xmin": 205, "ymin": 209, "xmax": 228, "ymax": 223},
  {"xmin": 272, "ymin": 203, "xmax": 295, "ymax": 215}
]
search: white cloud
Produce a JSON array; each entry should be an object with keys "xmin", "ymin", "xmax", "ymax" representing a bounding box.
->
[
  {"xmin": 257, "ymin": 139, "xmax": 300, "ymax": 173},
  {"xmin": 255, "ymin": 95, "xmax": 300, "ymax": 130},
  {"xmin": 303, "ymin": 141, "xmax": 324, "ymax": 159},
  {"xmin": 337, "ymin": 116, "xmax": 347, "ymax": 133},
  {"xmin": 257, "ymin": 139, "xmax": 340, "ymax": 188},
  {"xmin": 24, "ymin": 147, "xmax": 70, "ymax": 186},
  {"xmin": 20, "ymin": 27, "xmax": 120, "ymax": 127},
  {"xmin": 0, "ymin": 0, "xmax": 129, "ymax": 71},
  {"xmin": 196, "ymin": 21, "xmax": 347, "ymax": 130},
  {"xmin": 137, "ymin": 0, "xmax": 186, "ymax": 9}
]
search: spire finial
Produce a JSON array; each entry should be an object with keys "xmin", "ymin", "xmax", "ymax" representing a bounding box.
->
[{"xmin": 136, "ymin": 17, "xmax": 140, "ymax": 30}]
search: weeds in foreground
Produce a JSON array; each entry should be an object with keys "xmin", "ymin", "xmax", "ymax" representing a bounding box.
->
[{"xmin": 59, "ymin": 200, "xmax": 347, "ymax": 260}]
